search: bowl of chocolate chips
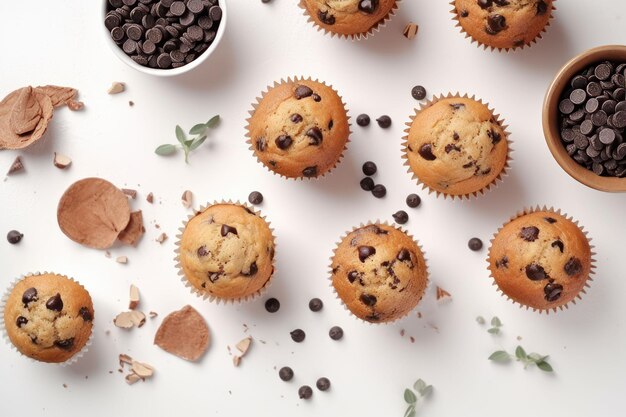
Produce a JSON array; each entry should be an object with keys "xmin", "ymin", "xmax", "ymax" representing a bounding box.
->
[
  {"xmin": 543, "ymin": 45, "xmax": 626, "ymax": 192},
  {"xmin": 102, "ymin": 0, "xmax": 226, "ymax": 76}
]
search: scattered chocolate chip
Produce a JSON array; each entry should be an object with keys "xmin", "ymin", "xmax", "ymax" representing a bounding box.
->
[
  {"xmin": 290, "ymin": 113, "xmax": 303, "ymax": 123},
  {"xmin": 275, "ymin": 135, "xmax": 293, "ymax": 150},
  {"xmin": 418, "ymin": 143, "xmax": 437, "ymax": 160},
  {"xmin": 392, "ymin": 210, "xmax": 409, "ymax": 224},
  {"xmin": 306, "ymin": 127, "xmax": 323, "ymax": 145},
  {"xmin": 308, "ymin": 298, "xmax": 323, "ymax": 312},
  {"xmin": 197, "ymin": 246, "xmax": 209, "ymax": 257},
  {"xmin": 358, "ymin": 246, "xmax": 376, "ymax": 262},
  {"xmin": 468, "ymin": 238, "xmax": 483, "ymax": 251},
  {"xmin": 316, "ymin": 377, "xmax": 331, "ymax": 391},
  {"xmin": 519, "ymin": 226, "xmax": 540, "ymax": 242},
  {"xmin": 46, "ymin": 293, "xmax": 64, "ymax": 311},
  {"xmin": 317, "ymin": 10, "xmax": 335, "ymax": 25},
  {"xmin": 248, "ymin": 191, "xmax": 263, "ymax": 205},
  {"xmin": 544, "ymin": 282, "xmax": 563, "ymax": 302},
  {"xmin": 376, "ymin": 115, "xmax": 392, "ymax": 128},
  {"xmin": 362, "ymin": 161, "xmax": 377, "ymax": 176},
  {"xmin": 298, "ymin": 385, "xmax": 313, "ymax": 400},
  {"xmin": 295, "ymin": 85, "xmax": 313, "ymax": 99},
  {"xmin": 329, "ymin": 326, "xmax": 344, "ymax": 340},
  {"xmin": 551, "ymin": 240, "xmax": 564, "ymax": 252},
  {"xmin": 221, "ymin": 225, "xmax": 238, "ymax": 237},
  {"xmin": 411, "ymin": 85, "xmax": 427, "ymax": 100},
  {"xmin": 302, "ymin": 166, "xmax": 318, "ymax": 177},
  {"xmin": 22, "ymin": 288, "xmax": 38, "ymax": 306},
  {"xmin": 525, "ymin": 263, "xmax": 547, "ymax": 281},
  {"xmin": 360, "ymin": 177, "xmax": 375, "ymax": 191},
  {"xmin": 371, "ymin": 184, "xmax": 386, "ymax": 198},
  {"xmin": 279, "ymin": 366, "xmax": 294, "ymax": 381},
  {"xmin": 564, "ymin": 257, "xmax": 583, "ymax": 276},
  {"xmin": 356, "ymin": 114, "xmax": 370, "ymax": 126},
  {"xmin": 360, "ymin": 293, "xmax": 377, "ymax": 306},
  {"xmin": 265, "ymin": 298, "xmax": 280, "ymax": 313},
  {"xmin": 406, "ymin": 194, "xmax": 421, "ymax": 208},
  {"xmin": 495, "ymin": 256, "xmax": 509, "ymax": 269},
  {"xmin": 16, "ymin": 316, "xmax": 28, "ymax": 328},
  {"xmin": 290, "ymin": 329, "xmax": 306, "ymax": 343},
  {"xmin": 7, "ymin": 230, "xmax": 23, "ymax": 244},
  {"xmin": 397, "ymin": 249, "xmax": 411, "ymax": 262},
  {"xmin": 486, "ymin": 14, "xmax": 506, "ymax": 35},
  {"xmin": 54, "ymin": 338, "xmax": 75, "ymax": 350},
  {"xmin": 79, "ymin": 307, "xmax": 93, "ymax": 321}
]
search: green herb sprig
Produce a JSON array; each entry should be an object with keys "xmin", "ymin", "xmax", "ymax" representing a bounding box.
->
[
  {"xmin": 403, "ymin": 378, "xmax": 433, "ymax": 417},
  {"xmin": 487, "ymin": 316, "xmax": 502, "ymax": 334},
  {"xmin": 155, "ymin": 115, "xmax": 220, "ymax": 163},
  {"xmin": 489, "ymin": 345, "xmax": 554, "ymax": 372}
]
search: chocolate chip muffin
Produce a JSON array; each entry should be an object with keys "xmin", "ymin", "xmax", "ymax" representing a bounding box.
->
[
  {"xmin": 403, "ymin": 95, "xmax": 509, "ymax": 197},
  {"xmin": 331, "ymin": 224, "xmax": 428, "ymax": 323},
  {"xmin": 453, "ymin": 0, "xmax": 554, "ymax": 50},
  {"xmin": 2, "ymin": 273, "xmax": 94, "ymax": 363},
  {"xmin": 300, "ymin": 0, "xmax": 398, "ymax": 38},
  {"xmin": 177, "ymin": 203, "xmax": 275, "ymax": 301},
  {"xmin": 488, "ymin": 209, "xmax": 593, "ymax": 311},
  {"xmin": 247, "ymin": 78, "xmax": 350, "ymax": 179}
]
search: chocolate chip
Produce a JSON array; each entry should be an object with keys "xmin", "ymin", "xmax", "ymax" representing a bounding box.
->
[
  {"xmin": 170, "ymin": 1, "xmax": 186, "ymax": 16},
  {"xmin": 445, "ymin": 143, "xmax": 461, "ymax": 153},
  {"xmin": 46, "ymin": 293, "xmax": 63, "ymax": 311},
  {"xmin": 16, "ymin": 316, "xmax": 28, "ymax": 328},
  {"xmin": 309, "ymin": 298, "xmax": 323, "ymax": 312},
  {"xmin": 329, "ymin": 326, "xmax": 344, "ymax": 340},
  {"xmin": 544, "ymin": 217, "xmax": 557, "ymax": 223},
  {"xmin": 525, "ymin": 263, "xmax": 547, "ymax": 281},
  {"xmin": 551, "ymin": 240, "xmax": 564, "ymax": 252},
  {"xmin": 22, "ymin": 288, "xmax": 38, "ymax": 306},
  {"xmin": 256, "ymin": 137, "xmax": 267, "ymax": 152},
  {"xmin": 247, "ymin": 191, "xmax": 264, "ymax": 205},
  {"xmin": 294, "ymin": 85, "xmax": 313, "ymax": 100},
  {"xmin": 243, "ymin": 261, "xmax": 258, "ymax": 276},
  {"xmin": 559, "ymin": 99, "xmax": 575, "ymax": 114},
  {"xmin": 495, "ymin": 256, "xmax": 509, "ymax": 268},
  {"xmin": 477, "ymin": 0, "xmax": 492, "ymax": 8},
  {"xmin": 317, "ymin": 9, "xmax": 335, "ymax": 25},
  {"xmin": 371, "ymin": 184, "xmax": 386, "ymax": 198},
  {"xmin": 397, "ymin": 249, "xmax": 412, "ymax": 262},
  {"xmin": 265, "ymin": 298, "xmax": 280, "ymax": 313},
  {"xmin": 544, "ymin": 282, "xmax": 563, "ymax": 302},
  {"xmin": 536, "ymin": 0, "xmax": 548, "ymax": 15},
  {"xmin": 316, "ymin": 377, "xmax": 331, "ymax": 391},
  {"xmin": 197, "ymin": 245, "xmax": 209, "ymax": 257},
  {"xmin": 418, "ymin": 143, "xmax": 436, "ymax": 160},
  {"xmin": 221, "ymin": 224, "xmax": 238, "ymax": 237},
  {"xmin": 360, "ymin": 293, "xmax": 377, "ymax": 306},
  {"xmin": 358, "ymin": 0, "xmax": 378, "ymax": 14},
  {"xmin": 460, "ymin": 9, "xmax": 469, "ymax": 17},
  {"xmin": 376, "ymin": 115, "xmax": 392, "ymax": 128},
  {"xmin": 306, "ymin": 127, "xmax": 323, "ymax": 145},
  {"xmin": 302, "ymin": 166, "xmax": 318, "ymax": 177},
  {"xmin": 275, "ymin": 135, "xmax": 293, "ymax": 150},
  {"xmin": 468, "ymin": 238, "xmax": 483, "ymax": 251},
  {"xmin": 360, "ymin": 177, "xmax": 375, "ymax": 191},
  {"xmin": 7, "ymin": 230, "xmax": 23, "ymax": 244},
  {"xmin": 74, "ymin": 306, "xmax": 92, "ymax": 322},
  {"xmin": 290, "ymin": 329, "xmax": 305, "ymax": 343},
  {"xmin": 564, "ymin": 257, "xmax": 583, "ymax": 276},
  {"xmin": 209, "ymin": 5, "xmax": 222, "ymax": 21},
  {"xmin": 570, "ymin": 89, "xmax": 587, "ymax": 105},
  {"xmin": 356, "ymin": 114, "xmax": 370, "ymax": 126},
  {"xmin": 411, "ymin": 85, "xmax": 427, "ymax": 100},
  {"xmin": 406, "ymin": 194, "xmax": 421, "ymax": 208},
  {"xmin": 290, "ymin": 113, "xmax": 303, "ymax": 123},
  {"xmin": 279, "ymin": 366, "xmax": 293, "ymax": 381},
  {"xmin": 519, "ymin": 226, "xmax": 540, "ymax": 242},
  {"xmin": 347, "ymin": 270, "xmax": 360, "ymax": 283},
  {"xmin": 298, "ymin": 385, "xmax": 313, "ymax": 400},
  {"xmin": 358, "ymin": 246, "xmax": 376, "ymax": 262},
  {"xmin": 392, "ymin": 210, "xmax": 409, "ymax": 224},
  {"xmin": 486, "ymin": 14, "xmax": 506, "ymax": 35},
  {"xmin": 362, "ymin": 161, "xmax": 377, "ymax": 176},
  {"xmin": 54, "ymin": 338, "xmax": 75, "ymax": 350}
]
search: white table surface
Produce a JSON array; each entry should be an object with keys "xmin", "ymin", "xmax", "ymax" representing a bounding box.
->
[{"xmin": 1, "ymin": 1, "xmax": 625, "ymax": 416}]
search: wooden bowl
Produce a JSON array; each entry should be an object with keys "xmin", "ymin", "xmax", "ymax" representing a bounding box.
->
[{"xmin": 542, "ymin": 45, "xmax": 626, "ymax": 192}]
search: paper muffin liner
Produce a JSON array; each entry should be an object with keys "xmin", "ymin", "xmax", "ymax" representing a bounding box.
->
[
  {"xmin": 174, "ymin": 200, "xmax": 277, "ymax": 304},
  {"xmin": 298, "ymin": 0, "xmax": 400, "ymax": 41},
  {"xmin": 328, "ymin": 220, "xmax": 430, "ymax": 325},
  {"xmin": 0, "ymin": 271, "xmax": 94, "ymax": 366},
  {"xmin": 401, "ymin": 92, "xmax": 513, "ymax": 200},
  {"xmin": 245, "ymin": 76, "xmax": 352, "ymax": 181},
  {"xmin": 450, "ymin": 0, "xmax": 556, "ymax": 52},
  {"xmin": 487, "ymin": 206, "xmax": 596, "ymax": 314}
]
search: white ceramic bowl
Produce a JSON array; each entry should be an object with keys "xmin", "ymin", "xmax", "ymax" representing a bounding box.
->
[{"xmin": 101, "ymin": 0, "xmax": 227, "ymax": 77}]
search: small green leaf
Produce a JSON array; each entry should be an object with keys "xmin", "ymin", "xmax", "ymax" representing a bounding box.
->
[
  {"xmin": 528, "ymin": 353, "xmax": 547, "ymax": 363},
  {"xmin": 537, "ymin": 361, "xmax": 554, "ymax": 372},
  {"xmin": 488, "ymin": 351, "xmax": 511, "ymax": 362},
  {"xmin": 421, "ymin": 385, "xmax": 433, "ymax": 398},
  {"xmin": 183, "ymin": 139, "xmax": 194, "ymax": 148},
  {"xmin": 175, "ymin": 125, "xmax": 186, "ymax": 145},
  {"xmin": 487, "ymin": 327, "xmax": 500, "ymax": 335},
  {"xmin": 404, "ymin": 405, "xmax": 416, "ymax": 417},
  {"xmin": 515, "ymin": 346, "xmax": 527, "ymax": 360},
  {"xmin": 476, "ymin": 316, "xmax": 486, "ymax": 325},
  {"xmin": 404, "ymin": 389, "xmax": 417, "ymax": 404},
  {"xmin": 206, "ymin": 114, "xmax": 220, "ymax": 128},
  {"xmin": 491, "ymin": 316, "xmax": 502, "ymax": 327},
  {"xmin": 189, "ymin": 135, "xmax": 207, "ymax": 151},
  {"xmin": 155, "ymin": 144, "xmax": 177, "ymax": 156},
  {"xmin": 413, "ymin": 379, "xmax": 426, "ymax": 393},
  {"xmin": 189, "ymin": 123, "xmax": 208, "ymax": 135}
]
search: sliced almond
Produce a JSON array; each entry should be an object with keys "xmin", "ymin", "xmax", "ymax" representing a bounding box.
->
[
  {"xmin": 131, "ymin": 361, "xmax": 154, "ymax": 378},
  {"xmin": 114, "ymin": 311, "xmax": 146, "ymax": 329},
  {"xmin": 67, "ymin": 100, "xmax": 84, "ymax": 111},
  {"xmin": 129, "ymin": 284, "xmax": 140, "ymax": 310},
  {"xmin": 156, "ymin": 232, "xmax": 168, "ymax": 244},
  {"xmin": 146, "ymin": 192, "xmax": 154, "ymax": 204},
  {"xmin": 235, "ymin": 337, "xmax": 252, "ymax": 356},
  {"xmin": 125, "ymin": 373, "xmax": 142, "ymax": 385},
  {"xmin": 6, "ymin": 156, "xmax": 24, "ymax": 175},
  {"xmin": 122, "ymin": 188, "xmax": 137, "ymax": 199},
  {"xmin": 232, "ymin": 356, "xmax": 241, "ymax": 367},
  {"xmin": 108, "ymin": 82, "xmax": 125, "ymax": 95},
  {"xmin": 403, "ymin": 22, "xmax": 419, "ymax": 40},
  {"xmin": 436, "ymin": 286, "xmax": 451, "ymax": 301},
  {"xmin": 53, "ymin": 152, "xmax": 72, "ymax": 169},
  {"xmin": 181, "ymin": 190, "xmax": 193, "ymax": 209},
  {"xmin": 116, "ymin": 256, "xmax": 128, "ymax": 264},
  {"xmin": 119, "ymin": 353, "xmax": 133, "ymax": 368}
]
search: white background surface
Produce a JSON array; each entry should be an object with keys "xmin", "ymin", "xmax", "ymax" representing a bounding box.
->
[{"xmin": 0, "ymin": 1, "xmax": 625, "ymax": 416}]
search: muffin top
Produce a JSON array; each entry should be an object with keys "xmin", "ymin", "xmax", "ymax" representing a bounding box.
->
[
  {"xmin": 248, "ymin": 79, "xmax": 350, "ymax": 179},
  {"xmin": 405, "ymin": 97, "xmax": 508, "ymax": 196},
  {"xmin": 331, "ymin": 224, "xmax": 427, "ymax": 323},
  {"xmin": 302, "ymin": 0, "xmax": 397, "ymax": 36},
  {"xmin": 3, "ymin": 273, "xmax": 94, "ymax": 363},
  {"xmin": 179, "ymin": 203, "xmax": 275, "ymax": 300},
  {"xmin": 488, "ymin": 211, "xmax": 592, "ymax": 311},
  {"xmin": 454, "ymin": 0, "xmax": 553, "ymax": 49}
]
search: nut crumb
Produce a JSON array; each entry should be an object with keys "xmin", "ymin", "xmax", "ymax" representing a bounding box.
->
[
  {"xmin": 400, "ymin": 329, "xmax": 405, "ymax": 337},
  {"xmin": 436, "ymin": 286, "xmax": 451, "ymax": 301},
  {"xmin": 122, "ymin": 188, "xmax": 137, "ymax": 199},
  {"xmin": 6, "ymin": 156, "xmax": 24, "ymax": 175},
  {"xmin": 53, "ymin": 152, "xmax": 72, "ymax": 169},
  {"xmin": 403, "ymin": 22, "xmax": 419, "ymax": 40},
  {"xmin": 116, "ymin": 256, "xmax": 128, "ymax": 264},
  {"xmin": 129, "ymin": 101, "xmax": 134, "ymax": 107},
  {"xmin": 233, "ymin": 356, "xmax": 241, "ymax": 367},
  {"xmin": 146, "ymin": 192, "xmax": 154, "ymax": 203},
  {"xmin": 114, "ymin": 311, "xmax": 146, "ymax": 329},
  {"xmin": 149, "ymin": 311, "xmax": 158, "ymax": 318},
  {"xmin": 67, "ymin": 100, "xmax": 84, "ymax": 111},
  {"xmin": 410, "ymin": 336, "xmax": 415, "ymax": 343},
  {"xmin": 156, "ymin": 233, "xmax": 168, "ymax": 244},
  {"xmin": 108, "ymin": 82, "xmax": 125, "ymax": 95},
  {"xmin": 181, "ymin": 190, "xmax": 193, "ymax": 209},
  {"xmin": 236, "ymin": 337, "xmax": 252, "ymax": 356},
  {"xmin": 105, "ymin": 251, "xmax": 111, "ymax": 258},
  {"xmin": 129, "ymin": 284, "xmax": 140, "ymax": 310}
]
